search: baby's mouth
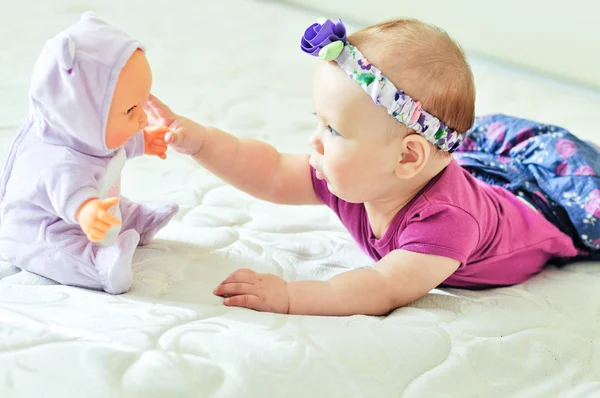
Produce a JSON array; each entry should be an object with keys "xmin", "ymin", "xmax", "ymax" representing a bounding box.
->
[{"xmin": 309, "ymin": 156, "xmax": 326, "ymax": 180}]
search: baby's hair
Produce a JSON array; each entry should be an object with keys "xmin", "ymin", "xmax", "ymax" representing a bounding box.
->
[{"xmin": 348, "ymin": 19, "xmax": 476, "ymax": 138}]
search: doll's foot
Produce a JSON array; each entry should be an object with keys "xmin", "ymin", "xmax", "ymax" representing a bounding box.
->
[
  {"xmin": 138, "ymin": 203, "xmax": 179, "ymax": 246},
  {"xmin": 95, "ymin": 229, "xmax": 140, "ymax": 294}
]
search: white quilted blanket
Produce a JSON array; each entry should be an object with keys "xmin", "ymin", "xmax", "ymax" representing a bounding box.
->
[{"xmin": 1, "ymin": 0, "xmax": 599, "ymax": 397}]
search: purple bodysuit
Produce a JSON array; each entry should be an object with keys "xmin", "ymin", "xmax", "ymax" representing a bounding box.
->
[{"xmin": 0, "ymin": 13, "xmax": 178, "ymax": 294}]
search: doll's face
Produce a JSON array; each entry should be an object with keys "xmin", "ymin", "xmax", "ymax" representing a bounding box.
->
[{"xmin": 105, "ymin": 49, "xmax": 151, "ymax": 149}]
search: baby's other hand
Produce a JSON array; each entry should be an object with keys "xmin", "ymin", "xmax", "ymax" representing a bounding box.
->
[
  {"xmin": 213, "ymin": 269, "xmax": 290, "ymax": 314},
  {"xmin": 143, "ymin": 125, "xmax": 169, "ymax": 159},
  {"xmin": 144, "ymin": 94, "xmax": 207, "ymax": 156},
  {"xmin": 76, "ymin": 197, "xmax": 121, "ymax": 242}
]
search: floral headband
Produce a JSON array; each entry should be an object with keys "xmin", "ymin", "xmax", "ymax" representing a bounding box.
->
[{"xmin": 300, "ymin": 18, "xmax": 463, "ymax": 153}]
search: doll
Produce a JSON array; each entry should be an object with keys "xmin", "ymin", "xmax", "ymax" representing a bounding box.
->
[{"xmin": 0, "ymin": 12, "xmax": 178, "ymax": 294}]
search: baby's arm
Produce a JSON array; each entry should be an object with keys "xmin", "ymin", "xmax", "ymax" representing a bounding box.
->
[
  {"xmin": 214, "ymin": 250, "xmax": 460, "ymax": 316},
  {"xmin": 145, "ymin": 94, "xmax": 319, "ymax": 205},
  {"xmin": 196, "ymin": 126, "xmax": 320, "ymax": 205},
  {"xmin": 288, "ymin": 251, "xmax": 459, "ymax": 315}
]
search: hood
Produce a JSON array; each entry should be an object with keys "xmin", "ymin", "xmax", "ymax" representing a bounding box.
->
[{"xmin": 29, "ymin": 12, "xmax": 144, "ymax": 157}]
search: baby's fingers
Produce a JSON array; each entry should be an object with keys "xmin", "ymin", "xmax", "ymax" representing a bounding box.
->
[
  {"xmin": 144, "ymin": 101, "xmax": 159, "ymax": 124},
  {"xmin": 223, "ymin": 295, "xmax": 263, "ymax": 311},
  {"xmin": 146, "ymin": 94, "xmax": 173, "ymax": 117},
  {"xmin": 214, "ymin": 282, "xmax": 257, "ymax": 297},
  {"xmin": 164, "ymin": 131, "xmax": 185, "ymax": 146}
]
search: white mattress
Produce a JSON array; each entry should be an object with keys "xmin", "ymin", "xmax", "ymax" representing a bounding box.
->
[{"xmin": 1, "ymin": 0, "xmax": 600, "ymax": 397}]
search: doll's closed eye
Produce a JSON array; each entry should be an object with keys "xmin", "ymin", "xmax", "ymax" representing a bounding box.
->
[{"xmin": 125, "ymin": 105, "xmax": 136, "ymax": 114}]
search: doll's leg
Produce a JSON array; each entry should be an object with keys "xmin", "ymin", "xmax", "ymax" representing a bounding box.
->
[
  {"xmin": 19, "ymin": 228, "xmax": 139, "ymax": 294},
  {"xmin": 119, "ymin": 196, "xmax": 178, "ymax": 246}
]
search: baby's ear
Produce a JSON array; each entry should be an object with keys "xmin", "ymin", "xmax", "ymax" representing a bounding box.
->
[{"xmin": 53, "ymin": 33, "xmax": 76, "ymax": 71}]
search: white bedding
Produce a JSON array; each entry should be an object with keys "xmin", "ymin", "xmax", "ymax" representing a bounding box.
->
[{"xmin": 1, "ymin": 0, "xmax": 600, "ymax": 397}]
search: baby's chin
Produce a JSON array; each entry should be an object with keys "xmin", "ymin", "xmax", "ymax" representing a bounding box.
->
[{"xmin": 328, "ymin": 184, "xmax": 365, "ymax": 204}]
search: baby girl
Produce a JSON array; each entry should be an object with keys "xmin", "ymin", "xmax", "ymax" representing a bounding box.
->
[{"xmin": 146, "ymin": 18, "xmax": 599, "ymax": 315}]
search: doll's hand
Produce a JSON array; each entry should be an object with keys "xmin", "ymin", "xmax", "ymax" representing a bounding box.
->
[
  {"xmin": 143, "ymin": 125, "xmax": 169, "ymax": 159},
  {"xmin": 213, "ymin": 269, "xmax": 290, "ymax": 314},
  {"xmin": 144, "ymin": 93, "xmax": 207, "ymax": 156},
  {"xmin": 76, "ymin": 197, "xmax": 121, "ymax": 242}
]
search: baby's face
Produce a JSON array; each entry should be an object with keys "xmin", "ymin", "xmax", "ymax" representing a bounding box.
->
[
  {"xmin": 310, "ymin": 61, "xmax": 406, "ymax": 203},
  {"xmin": 105, "ymin": 50, "xmax": 152, "ymax": 149}
]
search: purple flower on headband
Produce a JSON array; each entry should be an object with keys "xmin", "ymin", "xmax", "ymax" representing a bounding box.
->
[{"xmin": 301, "ymin": 18, "xmax": 347, "ymax": 56}]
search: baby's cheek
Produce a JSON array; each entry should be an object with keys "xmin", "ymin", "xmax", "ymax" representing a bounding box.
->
[{"xmin": 327, "ymin": 159, "xmax": 353, "ymax": 187}]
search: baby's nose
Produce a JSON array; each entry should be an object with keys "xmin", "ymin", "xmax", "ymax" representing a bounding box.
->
[{"xmin": 308, "ymin": 134, "xmax": 323, "ymax": 154}]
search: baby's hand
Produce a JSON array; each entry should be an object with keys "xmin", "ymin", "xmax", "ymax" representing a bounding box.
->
[
  {"xmin": 213, "ymin": 269, "xmax": 290, "ymax": 313},
  {"xmin": 76, "ymin": 197, "xmax": 121, "ymax": 242},
  {"xmin": 144, "ymin": 94, "xmax": 207, "ymax": 156},
  {"xmin": 143, "ymin": 125, "xmax": 169, "ymax": 159}
]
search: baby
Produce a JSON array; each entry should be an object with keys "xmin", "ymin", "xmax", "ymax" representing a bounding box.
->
[
  {"xmin": 0, "ymin": 13, "xmax": 178, "ymax": 294},
  {"xmin": 146, "ymin": 18, "xmax": 599, "ymax": 315}
]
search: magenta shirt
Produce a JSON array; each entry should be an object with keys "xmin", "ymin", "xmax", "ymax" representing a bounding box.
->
[{"xmin": 310, "ymin": 159, "xmax": 578, "ymax": 288}]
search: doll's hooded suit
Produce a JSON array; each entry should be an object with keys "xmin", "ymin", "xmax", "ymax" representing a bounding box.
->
[{"xmin": 0, "ymin": 13, "xmax": 178, "ymax": 294}]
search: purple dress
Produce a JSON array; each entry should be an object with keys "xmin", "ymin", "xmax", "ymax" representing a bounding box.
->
[{"xmin": 0, "ymin": 13, "xmax": 178, "ymax": 293}]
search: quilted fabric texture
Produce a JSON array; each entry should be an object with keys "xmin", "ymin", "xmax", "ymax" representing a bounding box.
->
[{"xmin": 1, "ymin": 0, "xmax": 599, "ymax": 397}]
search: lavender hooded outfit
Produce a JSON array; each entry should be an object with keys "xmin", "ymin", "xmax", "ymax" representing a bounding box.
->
[{"xmin": 0, "ymin": 13, "xmax": 178, "ymax": 294}]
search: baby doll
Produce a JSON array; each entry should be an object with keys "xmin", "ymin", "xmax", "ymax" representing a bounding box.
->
[{"xmin": 0, "ymin": 13, "xmax": 178, "ymax": 294}]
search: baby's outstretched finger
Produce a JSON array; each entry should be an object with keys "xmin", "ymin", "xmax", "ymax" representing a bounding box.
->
[{"xmin": 144, "ymin": 103, "xmax": 158, "ymax": 124}]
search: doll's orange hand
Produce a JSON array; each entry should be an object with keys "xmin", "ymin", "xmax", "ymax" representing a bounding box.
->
[
  {"xmin": 143, "ymin": 125, "xmax": 169, "ymax": 159},
  {"xmin": 76, "ymin": 197, "xmax": 121, "ymax": 242}
]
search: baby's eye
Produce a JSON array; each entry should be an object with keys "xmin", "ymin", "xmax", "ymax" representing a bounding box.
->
[
  {"xmin": 327, "ymin": 125, "xmax": 340, "ymax": 137},
  {"xmin": 125, "ymin": 105, "xmax": 137, "ymax": 114}
]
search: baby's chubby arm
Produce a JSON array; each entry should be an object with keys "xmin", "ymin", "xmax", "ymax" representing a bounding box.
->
[
  {"xmin": 197, "ymin": 127, "xmax": 319, "ymax": 205},
  {"xmin": 214, "ymin": 250, "xmax": 460, "ymax": 316},
  {"xmin": 145, "ymin": 94, "xmax": 320, "ymax": 205}
]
